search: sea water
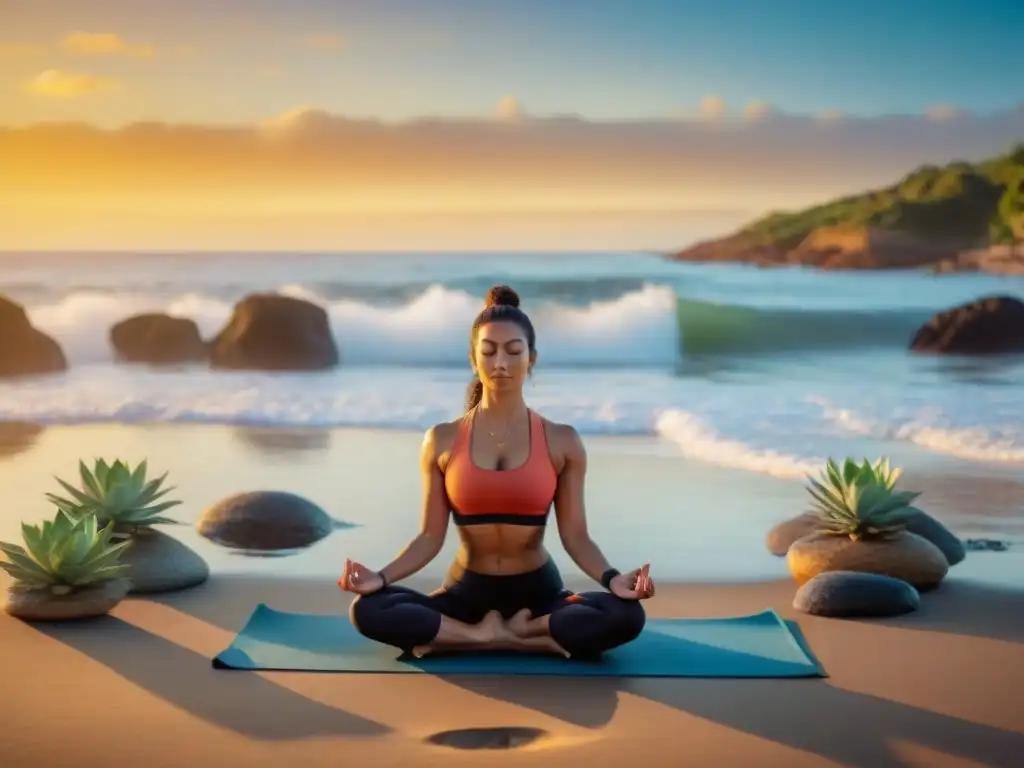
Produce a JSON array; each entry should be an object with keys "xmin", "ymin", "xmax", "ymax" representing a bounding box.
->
[
  {"xmin": 0, "ymin": 249, "xmax": 1022, "ymax": 581},
  {"xmin": 1, "ymin": 250, "xmax": 1022, "ymax": 473}
]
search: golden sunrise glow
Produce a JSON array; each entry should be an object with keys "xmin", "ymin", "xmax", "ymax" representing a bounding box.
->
[
  {"xmin": 0, "ymin": 3, "xmax": 1019, "ymax": 250},
  {"xmin": 60, "ymin": 31, "xmax": 155, "ymax": 58}
]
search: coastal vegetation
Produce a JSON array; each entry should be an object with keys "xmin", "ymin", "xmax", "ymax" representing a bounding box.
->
[
  {"xmin": 741, "ymin": 142, "xmax": 1024, "ymax": 251},
  {"xmin": 0, "ymin": 458, "xmax": 208, "ymax": 617},
  {"xmin": 0, "ymin": 509, "xmax": 134, "ymax": 620},
  {"xmin": 46, "ymin": 458, "xmax": 182, "ymax": 538},
  {"xmin": 785, "ymin": 457, "xmax": 951, "ymax": 599}
]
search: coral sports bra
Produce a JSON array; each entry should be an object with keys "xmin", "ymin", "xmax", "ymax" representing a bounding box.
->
[{"xmin": 444, "ymin": 409, "xmax": 558, "ymax": 526}]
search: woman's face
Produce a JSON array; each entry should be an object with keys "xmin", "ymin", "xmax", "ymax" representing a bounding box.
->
[{"xmin": 472, "ymin": 320, "xmax": 535, "ymax": 395}]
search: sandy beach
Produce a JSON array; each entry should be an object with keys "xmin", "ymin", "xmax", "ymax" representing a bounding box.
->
[
  {"xmin": 2, "ymin": 574, "xmax": 1022, "ymax": 768},
  {"xmin": 1, "ymin": 423, "xmax": 1022, "ymax": 767}
]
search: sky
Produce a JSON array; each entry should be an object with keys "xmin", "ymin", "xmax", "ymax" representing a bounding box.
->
[{"xmin": 1, "ymin": 0, "xmax": 1023, "ymax": 250}]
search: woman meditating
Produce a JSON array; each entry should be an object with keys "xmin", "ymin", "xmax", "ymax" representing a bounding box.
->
[{"xmin": 341, "ymin": 285, "xmax": 655, "ymax": 659}]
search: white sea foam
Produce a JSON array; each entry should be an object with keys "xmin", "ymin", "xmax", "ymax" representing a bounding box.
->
[
  {"xmin": 819, "ymin": 402, "xmax": 1024, "ymax": 464},
  {"xmin": 24, "ymin": 283, "xmax": 679, "ymax": 368}
]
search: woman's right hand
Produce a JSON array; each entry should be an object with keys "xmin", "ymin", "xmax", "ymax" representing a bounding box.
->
[{"xmin": 339, "ymin": 558, "xmax": 385, "ymax": 595}]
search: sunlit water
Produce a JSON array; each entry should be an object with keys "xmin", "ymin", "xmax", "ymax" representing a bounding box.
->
[{"xmin": 0, "ymin": 251, "xmax": 1021, "ymax": 583}]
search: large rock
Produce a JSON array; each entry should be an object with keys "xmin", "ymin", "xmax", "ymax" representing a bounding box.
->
[
  {"xmin": 793, "ymin": 571, "xmax": 920, "ymax": 618},
  {"xmin": 905, "ymin": 511, "xmax": 966, "ymax": 566},
  {"xmin": 208, "ymin": 293, "xmax": 340, "ymax": 371},
  {"xmin": 766, "ymin": 513, "xmax": 818, "ymax": 556},
  {"xmin": 1, "ymin": 577, "xmax": 130, "ymax": 621},
  {"xmin": 0, "ymin": 295, "xmax": 67, "ymax": 378},
  {"xmin": 787, "ymin": 530, "xmax": 949, "ymax": 592},
  {"xmin": 909, "ymin": 295, "xmax": 1024, "ymax": 355},
  {"xmin": 767, "ymin": 510, "xmax": 966, "ymax": 566},
  {"xmin": 109, "ymin": 313, "xmax": 207, "ymax": 364},
  {"xmin": 120, "ymin": 529, "xmax": 209, "ymax": 593},
  {"xmin": 196, "ymin": 490, "xmax": 335, "ymax": 551},
  {"xmin": 670, "ymin": 226, "xmax": 952, "ymax": 271}
]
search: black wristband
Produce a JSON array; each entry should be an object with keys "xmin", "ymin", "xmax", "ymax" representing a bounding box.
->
[
  {"xmin": 600, "ymin": 568, "xmax": 621, "ymax": 590},
  {"xmin": 377, "ymin": 571, "xmax": 390, "ymax": 589}
]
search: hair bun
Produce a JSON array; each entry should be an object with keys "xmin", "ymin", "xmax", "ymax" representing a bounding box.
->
[{"xmin": 484, "ymin": 284, "xmax": 520, "ymax": 309}]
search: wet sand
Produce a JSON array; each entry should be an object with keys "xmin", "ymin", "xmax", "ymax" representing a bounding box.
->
[{"xmin": 1, "ymin": 422, "xmax": 1022, "ymax": 766}]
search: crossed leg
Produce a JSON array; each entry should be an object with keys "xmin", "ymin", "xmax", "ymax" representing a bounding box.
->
[
  {"xmin": 350, "ymin": 585, "xmax": 646, "ymax": 659},
  {"xmin": 509, "ymin": 590, "xmax": 647, "ymax": 658}
]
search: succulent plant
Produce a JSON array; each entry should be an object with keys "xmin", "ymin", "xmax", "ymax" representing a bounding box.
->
[
  {"xmin": 0, "ymin": 509, "xmax": 132, "ymax": 594},
  {"xmin": 805, "ymin": 457, "xmax": 922, "ymax": 541},
  {"xmin": 46, "ymin": 458, "xmax": 182, "ymax": 536}
]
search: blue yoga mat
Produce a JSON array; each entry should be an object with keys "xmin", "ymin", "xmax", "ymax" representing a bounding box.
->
[{"xmin": 213, "ymin": 604, "xmax": 825, "ymax": 678}]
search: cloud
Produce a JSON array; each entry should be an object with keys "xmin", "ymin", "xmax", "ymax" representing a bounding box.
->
[
  {"xmin": 817, "ymin": 108, "xmax": 848, "ymax": 124},
  {"xmin": 4, "ymin": 103, "xmax": 1024, "ymax": 221},
  {"xmin": 924, "ymin": 103, "xmax": 968, "ymax": 122},
  {"xmin": 301, "ymin": 34, "xmax": 345, "ymax": 52},
  {"xmin": 742, "ymin": 100, "xmax": 777, "ymax": 122},
  {"xmin": 60, "ymin": 31, "xmax": 155, "ymax": 58},
  {"xmin": 495, "ymin": 96, "xmax": 527, "ymax": 121},
  {"xmin": 23, "ymin": 69, "xmax": 120, "ymax": 99},
  {"xmin": 698, "ymin": 95, "xmax": 727, "ymax": 120}
]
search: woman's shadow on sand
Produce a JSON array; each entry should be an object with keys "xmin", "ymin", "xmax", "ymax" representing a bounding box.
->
[
  {"xmin": 30, "ymin": 616, "xmax": 390, "ymax": 741},
  {"xmin": 151, "ymin": 574, "xmax": 1024, "ymax": 767},
  {"xmin": 446, "ymin": 623, "xmax": 1023, "ymax": 768}
]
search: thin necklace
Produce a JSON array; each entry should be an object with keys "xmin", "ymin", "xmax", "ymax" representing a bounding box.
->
[{"xmin": 476, "ymin": 405, "xmax": 520, "ymax": 450}]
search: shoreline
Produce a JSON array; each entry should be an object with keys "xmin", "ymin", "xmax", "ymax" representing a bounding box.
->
[{"xmin": 0, "ymin": 422, "xmax": 1020, "ymax": 588}]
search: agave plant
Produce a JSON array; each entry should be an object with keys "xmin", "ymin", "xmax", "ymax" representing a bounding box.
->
[
  {"xmin": 46, "ymin": 458, "xmax": 182, "ymax": 536},
  {"xmin": 805, "ymin": 457, "xmax": 922, "ymax": 541},
  {"xmin": 0, "ymin": 509, "xmax": 132, "ymax": 595}
]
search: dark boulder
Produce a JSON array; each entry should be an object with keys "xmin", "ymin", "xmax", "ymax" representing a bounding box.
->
[
  {"xmin": 196, "ymin": 490, "xmax": 336, "ymax": 551},
  {"xmin": 905, "ymin": 511, "xmax": 965, "ymax": 566},
  {"xmin": 793, "ymin": 571, "xmax": 920, "ymax": 618},
  {"xmin": 0, "ymin": 295, "xmax": 67, "ymax": 378},
  {"xmin": 109, "ymin": 313, "xmax": 207, "ymax": 364},
  {"xmin": 208, "ymin": 293, "xmax": 340, "ymax": 371},
  {"xmin": 910, "ymin": 295, "xmax": 1024, "ymax": 355}
]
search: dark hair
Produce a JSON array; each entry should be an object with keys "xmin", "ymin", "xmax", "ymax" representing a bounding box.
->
[{"xmin": 465, "ymin": 285, "xmax": 537, "ymax": 411}]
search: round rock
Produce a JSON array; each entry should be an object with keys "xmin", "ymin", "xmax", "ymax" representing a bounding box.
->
[
  {"xmin": 904, "ymin": 510, "xmax": 966, "ymax": 566},
  {"xmin": 0, "ymin": 294, "xmax": 67, "ymax": 378},
  {"xmin": 794, "ymin": 571, "xmax": 920, "ymax": 618},
  {"xmin": 208, "ymin": 293, "xmax": 340, "ymax": 371},
  {"xmin": 109, "ymin": 313, "xmax": 207, "ymax": 365},
  {"xmin": 197, "ymin": 490, "xmax": 335, "ymax": 550},
  {"xmin": 909, "ymin": 294, "xmax": 1024, "ymax": 355},
  {"xmin": 1, "ymin": 577, "xmax": 131, "ymax": 621},
  {"xmin": 121, "ymin": 529, "xmax": 210, "ymax": 593},
  {"xmin": 787, "ymin": 530, "xmax": 949, "ymax": 592},
  {"xmin": 766, "ymin": 513, "xmax": 818, "ymax": 556}
]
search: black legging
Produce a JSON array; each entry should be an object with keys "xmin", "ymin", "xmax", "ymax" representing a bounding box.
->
[{"xmin": 349, "ymin": 559, "xmax": 645, "ymax": 658}]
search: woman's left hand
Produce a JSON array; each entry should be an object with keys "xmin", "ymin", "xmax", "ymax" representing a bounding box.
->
[{"xmin": 610, "ymin": 563, "xmax": 655, "ymax": 600}]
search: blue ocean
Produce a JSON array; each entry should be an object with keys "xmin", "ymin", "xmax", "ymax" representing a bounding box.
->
[{"xmin": 1, "ymin": 250, "xmax": 1021, "ymax": 476}]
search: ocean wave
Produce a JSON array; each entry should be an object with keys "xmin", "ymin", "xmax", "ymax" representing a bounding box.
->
[
  {"xmin": 654, "ymin": 409, "xmax": 820, "ymax": 479},
  {"xmin": 23, "ymin": 283, "xmax": 680, "ymax": 368},
  {"xmin": 2, "ymin": 274, "xmax": 663, "ymax": 307},
  {"xmin": 17, "ymin": 280, "xmax": 951, "ymax": 370},
  {"xmin": 817, "ymin": 401, "xmax": 1024, "ymax": 464},
  {"xmin": 675, "ymin": 298, "xmax": 931, "ymax": 355},
  {"xmin": 0, "ymin": 365, "xmax": 833, "ymax": 480}
]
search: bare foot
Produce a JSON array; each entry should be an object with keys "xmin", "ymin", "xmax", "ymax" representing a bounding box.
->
[
  {"xmin": 507, "ymin": 608, "xmax": 532, "ymax": 638},
  {"xmin": 475, "ymin": 610, "xmax": 507, "ymax": 643},
  {"xmin": 411, "ymin": 610, "xmax": 506, "ymax": 658}
]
